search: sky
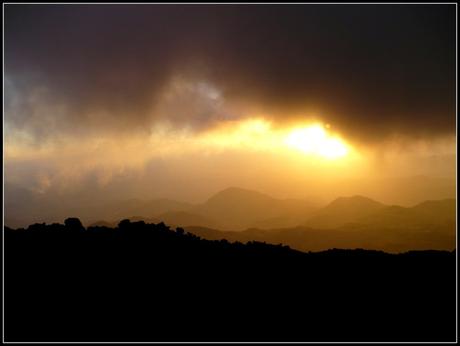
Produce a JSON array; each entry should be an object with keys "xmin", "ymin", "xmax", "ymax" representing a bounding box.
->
[{"xmin": 4, "ymin": 4, "xmax": 457, "ymax": 209}]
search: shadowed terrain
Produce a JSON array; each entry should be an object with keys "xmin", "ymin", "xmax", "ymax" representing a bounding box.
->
[
  {"xmin": 5, "ymin": 219, "xmax": 456, "ymax": 342},
  {"xmin": 186, "ymin": 198, "xmax": 455, "ymax": 254}
]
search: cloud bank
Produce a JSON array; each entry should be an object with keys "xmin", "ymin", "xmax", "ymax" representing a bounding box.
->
[
  {"xmin": 5, "ymin": 5, "xmax": 456, "ymax": 144},
  {"xmin": 4, "ymin": 4, "xmax": 456, "ymax": 209}
]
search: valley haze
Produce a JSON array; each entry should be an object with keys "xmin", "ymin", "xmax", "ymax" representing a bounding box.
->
[{"xmin": 6, "ymin": 185, "xmax": 456, "ymax": 254}]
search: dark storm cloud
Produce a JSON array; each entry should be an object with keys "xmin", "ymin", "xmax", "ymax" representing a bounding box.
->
[{"xmin": 5, "ymin": 4, "xmax": 456, "ymax": 142}]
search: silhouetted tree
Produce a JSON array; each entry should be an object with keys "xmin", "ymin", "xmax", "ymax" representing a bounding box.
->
[
  {"xmin": 64, "ymin": 218, "xmax": 85, "ymax": 231},
  {"xmin": 118, "ymin": 219, "xmax": 131, "ymax": 229}
]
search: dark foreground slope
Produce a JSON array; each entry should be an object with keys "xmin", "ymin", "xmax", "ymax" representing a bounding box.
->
[{"xmin": 4, "ymin": 219, "xmax": 456, "ymax": 342}]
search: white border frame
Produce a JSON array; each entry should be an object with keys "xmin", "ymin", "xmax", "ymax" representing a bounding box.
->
[{"xmin": 2, "ymin": 2, "xmax": 458, "ymax": 344}]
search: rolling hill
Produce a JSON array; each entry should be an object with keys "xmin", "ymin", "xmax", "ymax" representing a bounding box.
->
[
  {"xmin": 355, "ymin": 198, "xmax": 456, "ymax": 229},
  {"xmin": 155, "ymin": 210, "xmax": 219, "ymax": 229},
  {"xmin": 304, "ymin": 195, "xmax": 386, "ymax": 229},
  {"xmin": 192, "ymin": 187, "xmax": 316, "ymax": 230},
  {"xmin": 83, "ymin": 187, "xmax": 316, "ymax": 230},
  {"xmin": 186, "ymin": 198, "xmax": 456, "ymax": 253}
]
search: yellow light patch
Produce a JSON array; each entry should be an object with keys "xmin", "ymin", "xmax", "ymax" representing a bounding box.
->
[{"xmin": 284, "ymin": 124, "xmax": 348, "ymax": 159}]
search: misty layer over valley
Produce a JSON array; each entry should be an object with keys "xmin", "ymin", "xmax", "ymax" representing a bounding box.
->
[{"xmin": 6, "ymin": 184, "xmax": 456, "ymax": 253}]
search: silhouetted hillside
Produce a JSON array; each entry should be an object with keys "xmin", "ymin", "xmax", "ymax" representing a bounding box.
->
[
  {"xmin": 187, "ymin": 220, "xmax": 455, "ymax": 253},
  {"xmin": 6, "ymin": 176, "xmax": 456, "ymax": 229},
  {"xmin": 5, "ymin": 183, "xmax": 455, "ymax": 232},
  {"xmin": 5, "ymin": 186, "xmax": 316, "ymax": 230},
  {"xmin": 358, "ymin": 198, "xmax": 456, "ymax": 228},
  {"xmin": 155, "ymin": 210, "xmax": 219, "ymax": 228},
  {"xmin": 100, "ymin": 198, "xmax": 194, "ymax": 222},
  {"xmin": 89, "ymin": 216, "xmax": 162, "ymax": 228},
  {"xmin": 4, "ymin": 181, "xmax": 194, "ymax": 229},
  {"xmin": 412, "ymin": 198, "xmax": 456, "ymax": 218},
  {"xmin": 193, "ymin": 187, "xmax": 316, "ymax": 230},
  {"xmin": 186, "ymin": 199, "xmax": 456, "ymax": 253},
  {"xmin": 304, "ymin": 195, "xmax": 385, "ymax": 229},
  {"xmin": 5, "ymin": 219, "xmax": 456, "ymax": 342}
]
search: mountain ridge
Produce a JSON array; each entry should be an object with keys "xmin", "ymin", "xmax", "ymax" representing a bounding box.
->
[{"xmin": 5, "ymin": 184, "xmax": 456, "ymax": 234}]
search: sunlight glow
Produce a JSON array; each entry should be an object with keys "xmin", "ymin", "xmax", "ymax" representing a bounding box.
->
[
  {"xmin": 284, "ymin": 124, "xmax": 348, "ymax": 159},
  {"xmin": 199, "ymin": 119, "xmax": 350, "ymax": 160}
]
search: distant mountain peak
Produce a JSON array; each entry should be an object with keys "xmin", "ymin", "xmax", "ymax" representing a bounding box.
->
[
  {"xmin": 304, "ymin": 195, "xmax": 386, "ymax": 229},
  {"xmin": 412, "ymin": 198, "xmax": 456, "ymax": 208},
  {"xmin": 206, "ymin": 187, "xmax": 276, "ymax": 203},
  {"xmin": 196, "ymin": 187, "xmax": 313, "ymax": 231},
  {"xmin": 330, "ymin": 195, "xmax": 384, "ymax": 206}
]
